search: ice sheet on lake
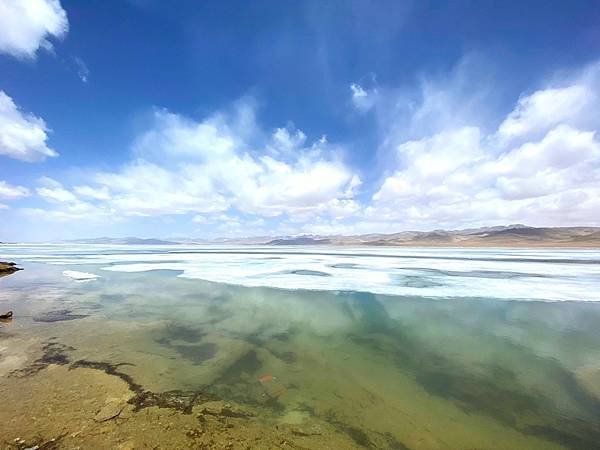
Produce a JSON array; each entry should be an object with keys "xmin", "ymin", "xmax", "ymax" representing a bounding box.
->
[
  {"xmin": 63, "ymin": 270, "xmax": 101, "ymax": 281},
  {"xmin": 2, "ymin": 245, "xmax": 599, "ymax": 301}
]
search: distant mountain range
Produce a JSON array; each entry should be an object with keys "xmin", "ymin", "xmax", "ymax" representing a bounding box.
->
[
  {"xmin": 293, "ymin": 225, "xmax": 600, "ymax": 247},
  {"xmin": 37, "ymin": 225, "xmax": 600, "ymax": 247}
]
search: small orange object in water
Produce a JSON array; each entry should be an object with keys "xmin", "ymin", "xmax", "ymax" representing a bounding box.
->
[{"xmin": 258, "ymin": 374, "xmax": 273, "ymax": 384}]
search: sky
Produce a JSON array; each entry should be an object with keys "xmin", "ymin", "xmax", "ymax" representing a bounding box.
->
[{"xmin": 1, "ymin": 0, "xmax": 600, "ymax": 241}]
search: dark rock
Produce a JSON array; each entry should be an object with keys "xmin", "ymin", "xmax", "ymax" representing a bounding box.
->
[
  {"xmin": 33, "ymin": 309, "xmax": 89, "ymax": 323},
  {"xmin": 198, "ymin": 401, "xmax": 254, "ymax": 419},
  {"xmin": 132, "ymin": 389, "xmax": 218, "ymax": 414},
  {"xmin": 94, "ymin": 401, "xmax": 126, "ymax": 422},
  {"xmin": 0, "ymin": 261, "xmax": 22, "ymax": 276},
  {"xmin": 10, "ymin": 342, "xmax": 74, "ymax": 377}
]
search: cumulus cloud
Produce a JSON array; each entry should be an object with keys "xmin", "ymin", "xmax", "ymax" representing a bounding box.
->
[
  {"xmin": 36, "ymin": 177, "xmax": 78, "ymax": 203},
  {"xmin": 18, "ymin": 59, "xmax": 600, "ymax": 234},
  {"xmin": 0, "ymin": 0, "xmax": 68, "ymax": 59},
  {"xmin": 28, "ymin": 100, "xmax": 361, "ymax": 224},
  {"xmin": 94, "ymin": 160, "xmax": 229, "ymax": 216},
  {"xmin": 496, "ymin": 85, "xmax": 591, "ymax": 142},
  {"xmin": 0, "ymin": 179, "xmax": 30, "ymax": 211},
  {"xmin": 0, "ymin": 91, "xmax": 58, "ymax": 162},
  {"xmin": 268, "ymin": 127, "xmax": 307, "ymax": 156},
  {"xmin": 73, "ymin": 185, "xmax": 111, "ymax": 201},
  {"xmin": 370, "ymin": 63, "xmax": 600, "ymax": 229},
  {"xmin": 24, "ymin": 177, "xmax": 113, "ymax": 222},
  {"xmin": 0, "ymin": 180, "xmax": 30, "ymax": 200}
]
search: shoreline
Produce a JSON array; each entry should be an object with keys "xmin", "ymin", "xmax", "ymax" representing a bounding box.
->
[
  {"xmin": 0, "ymin": 261, "xmax": 22, "ymax": 276},
  {"xmin": 3, "ymin": 242, "xmax": 600, "ymax": 248}
]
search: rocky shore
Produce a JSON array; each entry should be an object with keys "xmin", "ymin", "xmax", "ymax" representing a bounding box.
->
[
  {"xmin": 0, "ymin": 262, "xmax": 22, "ymax": 276},
  {"xmin": 0, "ymin": 347, "xmax": 361, "ymax": 449}
]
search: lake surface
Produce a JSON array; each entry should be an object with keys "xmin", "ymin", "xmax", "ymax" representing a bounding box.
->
[{"xmin": 2, "ymin": 245, "xmax": 600, "ymax": 449}]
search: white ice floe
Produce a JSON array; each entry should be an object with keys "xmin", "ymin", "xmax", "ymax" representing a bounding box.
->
[
  {"xmin": 95, "ymin": 246, "xmax": 600, "ymax": 302},
  {"xmin": 1, "ymin": 245, "xmax": 598, "ymax": 301},
  {"xmin": 62, "ymin": 270, "xmax": 101, "ymax": 281}
]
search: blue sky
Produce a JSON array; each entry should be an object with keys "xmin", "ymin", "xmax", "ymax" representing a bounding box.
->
[{"xmin": 1, "ymin": 0, "xmax": 600, "ymax": 241}]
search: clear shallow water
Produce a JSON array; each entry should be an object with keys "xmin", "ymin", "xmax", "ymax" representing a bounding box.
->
[{"xmin": 2, "ymin": 245, "xmax": 600, "ymax": 449}]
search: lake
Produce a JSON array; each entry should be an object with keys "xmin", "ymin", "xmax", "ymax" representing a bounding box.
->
[{"xmin": 1, "ymin": 245, "xmax": 600, "ymax": 449}]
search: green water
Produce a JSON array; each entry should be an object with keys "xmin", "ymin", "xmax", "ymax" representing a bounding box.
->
[{"xmin": 2, "ymin": 261, "xmax": 600, "ymax": 449}]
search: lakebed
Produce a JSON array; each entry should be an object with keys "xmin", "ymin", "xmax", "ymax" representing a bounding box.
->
[{"xmin": 1, "ymin": 245, "xmax": 600, "ymax": 449}]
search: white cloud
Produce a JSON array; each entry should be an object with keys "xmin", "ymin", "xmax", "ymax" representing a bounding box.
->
[
  {"xmin": 496, "ymin": 63, "xmax": 600, "ymax": 144},
  {"xmin": 37, "ymin": 184, "xmax": 77, "ymax": 203},
  {"xmin": 28, "ymin": 100, "xmax": 361, "ymax": 224},
  {"xmin": 18, "ymin": 59, "xmax": 600, "ymax": 234},
  {"xmin": 491, "ymin": 125, "xmax": 598, "ymax": 180},
  {"xmin": 0, "ymin": 180, "xmax": 30, "ymax": 200},
  {"xmin": 73, "ymin": 185, "xmax": 111, "ymax": 201},
  {"xmin": 350, "ymin": 83, "xmax": 377, "ymax": 113},
  {"xmin": 192, "ymin": 213, "xmax": 268, "ymax": 237},
  {"xmin": 95, "ymin": 160, "xmax": 229, "ymax": 216},
  {"xmin": 496, "ymin": 85, "xmax": 589, "ymax": 142},
  {"xmin": 350, "ymin": 83, "xmax": 367, "ymax": 99},
  {"xmin": 112, "ymin": 109, "xmax": 358, "ymax": 217},
  {"xmin": 269, "ymin": 127, "xmax": 307, "ymax": 155},
  {"xmin": 24, "ymin": 177, "xmax": 113, "ymax": 222},
  {"xmin": 22, "ymin": 203, "xmax": 108, "ymax": 222},
  {"xmin": 73, "ymin": 56, "xmax": 90, "ymax": 83},
  {"xmin": 0, "ymin": 0, "xmax": 68, "ymax": 59},
  {"xmin": 0, "ymin": 91, "xmax": 58, "ymax": 162},
  {"xmin": 370, "ymin": 63, "xmax": 600, "ymax": 229},
  {"xmin": 373, "ymin": 127, "xmax": 481, "ymax": 204}
]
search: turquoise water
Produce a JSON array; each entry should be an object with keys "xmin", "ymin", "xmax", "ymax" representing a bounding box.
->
[{"xmin": 1, "ymin": 245, "xmax": 600, "ymax": 449}]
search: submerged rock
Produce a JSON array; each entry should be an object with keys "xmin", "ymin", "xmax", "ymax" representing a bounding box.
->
[
  {"xmin": 197, "ymin": 401, "xmax": 254, "ymax": 419},
  {"xmin": 10, "ymin": 342, "xmax": 74, "ymax": 377},
  {"xmin": 33, "ymin": 309, "xmax": 89, "ymax": 323},
  {"xmin": 131, "ymin": 389, "xmax": 217, "ymax": 414},
  {"xmin": 94, "ymin": 401, "xmax": 126, "ymax": 422}
]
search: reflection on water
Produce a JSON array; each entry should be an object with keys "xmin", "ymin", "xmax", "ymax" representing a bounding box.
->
[{"xmin": 1, "ymin": 246, "xmax": 600, "ymax": 449}]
